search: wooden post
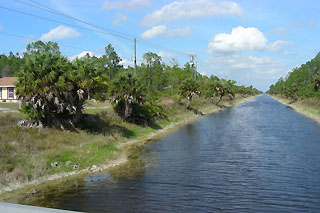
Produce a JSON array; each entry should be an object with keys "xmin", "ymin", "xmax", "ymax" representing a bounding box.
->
[{"xmin": 134, "ymin": 37, "xmax": 137, "ymax": 74}]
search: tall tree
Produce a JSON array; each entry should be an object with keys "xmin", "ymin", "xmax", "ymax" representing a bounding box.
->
[
  {"xmin": 103, "ymin": 44, "xmax": 122, "ymax": 80},
  {"xmin": 143, "ymin": 52, "xmax": 163, "ymax": 93},
  {"xmin": 178, "ymin": 79, "xmax": 200, "ymax": 109},
  {"xmin": 72, "ymin": 54, "xmax": 108, "ymax": 100},
  {"xmin": 16, "ymin": 41, "xmax": 107, "ymax": 128},
  {"xmin": 109, "ymin": 72, "xmax": 146, "ymax": 121}
]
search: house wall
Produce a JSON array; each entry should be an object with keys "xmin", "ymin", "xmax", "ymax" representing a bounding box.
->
[{"xmin": 0, "ymin": 87, "xmax": 18, "ymax": 102}]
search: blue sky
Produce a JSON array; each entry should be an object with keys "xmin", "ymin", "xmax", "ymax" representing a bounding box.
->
[{"xmin": 0, "ymin": 0, "xmax": 319, "ymax": 91}]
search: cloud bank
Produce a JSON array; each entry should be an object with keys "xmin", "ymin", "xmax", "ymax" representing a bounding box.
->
[
  {"xmin": 141, "ymin": 25, "xmax": 191, "ymax": 39},
  {"xmin": 208, "ymin": 26, "xmax": 294, "ymax": 54},
  {"xmin": 40, "ymin": 25, "xmax": 81, "ymax": 41},
  {"xmin": 69, "ymin": 51, "xmax": 95, "ymax": 61},
  {"xmin": 208, "ymin": 26, "xmax": 267, "ymax": 53},
  {"xmin": 141, "ymin": 0, "xmax": 243, "ymax": 26},
  {"xmin": 102, "ymin": 0, "xmax": 151, "ymax": 10},
  {"xmin": 112, "ymin": 14, "xmax": 128, "ymax": 25}
]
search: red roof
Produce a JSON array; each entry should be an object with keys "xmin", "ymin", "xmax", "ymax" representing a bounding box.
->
[{"xmin": 0, "ymin": 77, "xmax": 18, "ymax": 86}]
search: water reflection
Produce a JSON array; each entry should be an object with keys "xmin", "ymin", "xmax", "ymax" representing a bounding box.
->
[{"xmin": 31, "ymin": 95, "xmax": 320, "ymax": 212}]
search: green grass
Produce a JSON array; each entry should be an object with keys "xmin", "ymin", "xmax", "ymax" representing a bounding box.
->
[
  {"xmin": 84, "ymin": 99, "xmax": 112, "ymax": 108},
  {"xmin": 0, "ymin": 102, "xmax": 20, "ymax": 110},
  {"xmin": 0, "ymin": 94, "xmax": 250, "ymax": 197},
  {"xmin": 0, "ymin": 113, "xmax": 124, "ymax": 186}
]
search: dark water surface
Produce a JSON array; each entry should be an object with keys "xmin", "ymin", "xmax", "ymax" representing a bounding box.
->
[{"xmin": 50, "ymin": 95, "xmax": 320, "ymax": 212}]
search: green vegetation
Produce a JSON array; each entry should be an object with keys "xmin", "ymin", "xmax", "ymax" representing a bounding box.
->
[
  {"xmin": 267, "ymin": 52, "xmax": 320, "ymax": 123},
  {"xmin": 268, "ymin": 52, "xmax": 320, "ymax": 99},
  {"xmin": 16, "ymin": 41, "xmax": 108, "ymax": 129},
  {"xmin": 0, "ymin": 52, "xmax": 24, "ymax": 77},
  {"xmin": 178, "ymin": 79, "xmax": 200, "ymax": 109},
  {"xmin": 0, "ymin": 40, "xmax": 261, "ymax": 195},
  {"xmin": 10, "ymin": 41, "xmax": 260, "ymax": 128},
  {"xmin": 0, "ymin": 94, "xmax": 254, "ymax": 193}
]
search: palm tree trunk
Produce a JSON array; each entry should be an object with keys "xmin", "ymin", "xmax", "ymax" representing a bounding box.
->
[
  {"xmin": 186, "ymin": 94, "xmax": 192, "ymax": 109},
  {"xmin": 294, "ymin": 91, "xmax": 298, "ymax": 101},
  {"xmin": 211, "ymin": 91, "xmax": 216, "ymax": 103},
  {"xmin": 124, "ymin": 98, "xmax": 131, "ymax": 119},
  {"xmin": 216, "ymin": 95, "xmax": 223, "ymax": 105}
]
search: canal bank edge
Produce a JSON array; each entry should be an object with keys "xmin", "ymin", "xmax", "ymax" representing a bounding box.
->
[
  {"xmin": 269, "ymin": 95, "xmax": 320, "ymax": 124},
  {"xmin": 0, "ymin": 95, "xmax": 258, "ymax": 202}
]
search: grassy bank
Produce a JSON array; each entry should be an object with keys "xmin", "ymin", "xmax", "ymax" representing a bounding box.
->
[
  {"xmin": 270, "ymin": 94, "xmax": 320, "ymax": 123},
  {"xmin": 0, "ymin": 94, "xmax": 256, "ymax": 203}
]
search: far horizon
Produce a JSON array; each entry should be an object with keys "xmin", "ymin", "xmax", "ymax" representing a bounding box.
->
[{"xmin": 1, "ymin": 0, "xmax": 320, "ymax": 91}]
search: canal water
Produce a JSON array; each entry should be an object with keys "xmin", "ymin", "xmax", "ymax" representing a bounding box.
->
[{"xmin": 45, "ymin": 95, "xmax": 320, "ymax": 212}]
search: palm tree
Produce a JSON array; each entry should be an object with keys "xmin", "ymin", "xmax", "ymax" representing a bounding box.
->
[
  {"xmin": 178, "ymin": 79, "xmax": 200, "ymax": 109},
  {"xmin": 109, "ymin": 72, "xmax": 146, "ymax": 120},
  {"xmin": 16, "ymin": 41, "xmax": 108, "ymax": 128}
]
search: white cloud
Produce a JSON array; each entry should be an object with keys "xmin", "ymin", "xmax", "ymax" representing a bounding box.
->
[
  {"xmin": 24, "ymin": 35, "xmax": 35, "ymax": 43},
  {"xmin": 165, "ymin": 26, "xmax": 191, "ymax": 37},
  {"xmin": 207, "ymin": 54, "xmax": 287, "ymax": 75},
  {"xmin": 291, "ymin": 20, "xmax": 315, "ymax": 28},
  {"xmin": 208, "ymin": 26, "xmax": 268, "ymax": 53},
  {"xmin": 141, "ymin": 25, "xmax": 191, "ymax": 39},
  {"xmin": 112, "ymin": 14, "xmax": 127, "ymax": 25},
  {"xmin": 119, "ymin": 59, "xmax": 134, "ymax": 68},
  {"xmin": 102, "ymin": 0, "xmax": 151, "ymax": 10},
  {"xmin": 158, "ymin": 51, "xmax": 173, "ymax": 60},
  {"xmin": 204, "ymin": 54, "xmax": 289, "ymax": 91},
  {"xmin": 268, "ymin": 40, "xmax": 294, "ymax": 54},
  {"xmin": 40, "ymin": 25, "xmax": 81, "ymax": 41},
  {"xmin": 141, "ymin": 0, "xmax": 243, "ymax": 26},
  {"xmin": 69, "ymin": 51, "xmax": 102, "ymax": 61},
  {"xmin": 269, "ymin": 27, "xmax": 287, "ymax": 36},
  {"xmin": 141, "ymin": 25, "xmax": 166, "ymax": 39},
  {"xmin": 208, "ymin": 26, "xmax": 294, "ymax": 54},
  {"xmin": 231, "ymin": 56, "xmax": 273, "ymax": 70}
]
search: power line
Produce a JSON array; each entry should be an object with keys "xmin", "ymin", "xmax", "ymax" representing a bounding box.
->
[
  {"xmin": 0, "ymin": 5, "xmax": 134, "ymax": 41},
  {"xmin": 0, "ymin": 31, "xmax": 99, "ymax": 53},
  {"xmin": 136, "ymin": 39, "xmax": 190, "ymax": 57},
  {"xmin": 15, "ymin": 0, "xmax": 133, "ymax": 40},
  {"xmin": 11, "ymin": 0, "xmax": 191, "ymax": 57}
]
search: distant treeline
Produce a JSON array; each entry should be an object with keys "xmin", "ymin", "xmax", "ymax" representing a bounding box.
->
[
  {"xmin": 3, "ymin": 41, "xmax": 261, "ymax": 128},
  {"xmin": 268, "ymin": 52, "xmax": 320, "ymax": 100},
  {"xmin": 0, "ymin": 52, "xmax": 24, "ymax": 77}
]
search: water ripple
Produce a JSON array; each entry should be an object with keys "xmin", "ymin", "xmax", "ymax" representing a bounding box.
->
[{"xmin": 52, "ymin": 95, "xmax": 320, "ymax": 212}]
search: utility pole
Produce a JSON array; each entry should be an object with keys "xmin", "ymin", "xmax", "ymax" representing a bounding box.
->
[
  {"xmin": 190, "ymin": 54, "xmax": 196, "ymax": 80},
  {"xmin": 134, "ymin": 37, "xmax": 137, "ymax": 74}
]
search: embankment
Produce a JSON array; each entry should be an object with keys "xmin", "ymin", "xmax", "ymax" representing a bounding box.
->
[
  {"xmin": 269, "ymin": 94, "xmax": 320, "ymax": 123},
  {"xmin": 0, "ymin": 95, "xmax": 257, "ymax": 203}
]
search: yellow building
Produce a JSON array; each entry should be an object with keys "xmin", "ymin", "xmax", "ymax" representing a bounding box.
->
[{"xmin": 0, "ymin": 77, "xmax": 18, "ymax": 102}]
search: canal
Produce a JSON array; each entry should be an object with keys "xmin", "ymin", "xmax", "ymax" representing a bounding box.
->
[{"xmin": 40, "ymin": 95, "xmax": 320, "ymax": 212}]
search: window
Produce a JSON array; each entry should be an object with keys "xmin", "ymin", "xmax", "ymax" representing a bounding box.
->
[
  {"xmin": 0, "ymin": 88, "xmax": 2, "ymax": 99},
  {"xmin": 8, "ymin": 87, "xmax": 14, "ymax": 99}
]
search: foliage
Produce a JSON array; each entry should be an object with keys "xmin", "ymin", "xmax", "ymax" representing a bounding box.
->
[
  {"xmin": 109, "ymin": 72, "xmax": 145, "ymax": 123},
  {"xmin": 15, "ymin": 41, "xmax": 107, "ymax": 128},
  {"xmin": 11, "ymin": 41, "xmax": 260, "ymax": 128},
  {"xmin": 178, "ymin": 79, "xmax": 200, "ymax": 109},
  {"xmin": 140, "ymin": 52, "xmax": 166, "ymax": 93},
  {"xmin": 0, "ymin": 52, "xmax": 24, "ymax": 77},
  {"xmin": 268, "ymin": 52, "xmax": 320, "ymax": 100},
  {"xmin": 72, "ymin": 54, "xmax": 108, "ymax": 100},
  {"xmin": 102, "ymin": 44, "xmax": 122, "ymax": 80}
]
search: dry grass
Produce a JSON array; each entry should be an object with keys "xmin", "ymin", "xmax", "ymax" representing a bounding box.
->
[
  {"xmin": 0, "ymin": 102, "xmax": 20, "ymax": 110},
  {"xmin": 0, "ymin": 113, "xmax": 126, "ymax": 190},
  {"xmin": 0, "ymin": 94, "xmax": 256, "ymax": 201}
]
